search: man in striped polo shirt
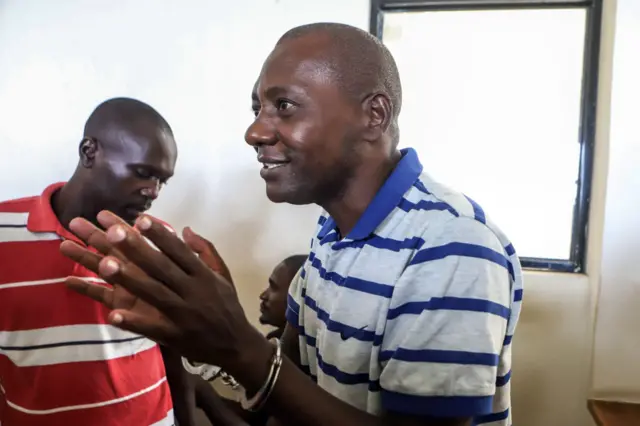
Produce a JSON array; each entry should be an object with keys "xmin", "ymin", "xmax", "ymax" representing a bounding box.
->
[
  {"xmin": 284, "ymin": 147, "xmax": 522, "ymax": 425},
  {"xmin": 0, "ymin": 98, "xmax": 198, "ymax": 425},
  {"xmin": 60, "ymin": 23, "xmax": 523, "ymax": 426}
]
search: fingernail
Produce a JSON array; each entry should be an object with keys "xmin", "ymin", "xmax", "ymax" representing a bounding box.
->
[
  {"xmin": 111, "ymin": 313, "xmax": 123, "ymax": 324},
  {"xmin": 103, "ymin": 258, "xmax": 120, "ymax": 275},
  {"xmin": 138, "ymin": 216, "xmax": 152, "ymax": 230},
  {"xmin": 110, "ymin": 226, "xmax": 126, "ymax": 242}
]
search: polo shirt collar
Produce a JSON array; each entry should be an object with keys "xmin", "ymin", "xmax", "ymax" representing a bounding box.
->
[
  {"xmin": 318, "ymin": 148, "xmax": 423, "ymax": 241},
  {"xmin": 27, "ymin": 182, "xmax": 76, "ymax": 239}
]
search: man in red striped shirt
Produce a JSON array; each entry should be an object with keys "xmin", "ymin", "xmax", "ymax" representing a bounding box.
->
[{"xmin": 0, "ymin": 98, "xmax": 195, "ymax": 426}]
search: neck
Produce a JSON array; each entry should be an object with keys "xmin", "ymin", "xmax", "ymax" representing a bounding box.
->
[
  {"xmin": 52, "ymin": 176, "xmax": 95, "ymax": 231},
  {"xmin": 321, "ymin": 150, "xmax": 401, "ymax": 238}
]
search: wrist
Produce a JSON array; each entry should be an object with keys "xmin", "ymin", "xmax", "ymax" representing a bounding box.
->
[{"xmin": 225, "ymin": 325, "xmax": 274, "ymax": 395}]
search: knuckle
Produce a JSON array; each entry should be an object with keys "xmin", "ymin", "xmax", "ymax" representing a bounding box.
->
[{"xmin": 80, "ymin": 252, "xmax": 97, "ymax": 269}]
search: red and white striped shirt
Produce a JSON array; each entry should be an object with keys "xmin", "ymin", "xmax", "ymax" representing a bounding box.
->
[{"xmin": 0, "ymin": 182, "xmax": 175, "ymax": 426}]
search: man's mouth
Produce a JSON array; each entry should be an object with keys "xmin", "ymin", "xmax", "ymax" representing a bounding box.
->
[
  {"xmin": 258, "ymin": 156, "xmax": 290, "ymax": 178},
  {"xmin": 262, "ymin": 162, "xmax": 287, "ymax": 170},
  {"xmin": 126, "ymin": 202, "xmax": 152, "ymax": 216}
]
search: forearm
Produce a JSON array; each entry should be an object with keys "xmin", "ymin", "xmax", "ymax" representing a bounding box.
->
[
  {"xmin": 220, "ymin": 397, "xmax": 271, "ymax": 426},
  {"xmin": 161, "ymin": 346, "xmax": 197, "ymax": 426},
  {"xmin": 193, "ymin": 377, "xmax": 249, "ymax": 426}
]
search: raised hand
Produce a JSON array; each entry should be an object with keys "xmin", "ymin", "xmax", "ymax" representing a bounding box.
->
[
  {"xmin": 60, "ymin": 211, "xmax": 271, "ymax": 374},
  {"xmin": 60, "ymin": 217, "xmax": 174, "ymax": 338},
  {"xmin": 182, "ymin": 226, "xmax": 235, "ymax": 288}
]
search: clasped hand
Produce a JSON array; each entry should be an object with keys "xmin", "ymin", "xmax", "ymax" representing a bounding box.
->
[{"xmin": 60, "ymin": 211, "xmax": 261, "ymax": 371}]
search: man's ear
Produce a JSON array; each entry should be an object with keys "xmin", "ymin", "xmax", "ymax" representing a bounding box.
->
[
  {"xmin": 361, "ymin": 92, "xmax": 393, "ymax": 143},
  {"xmin": 79, "ymin": 137, "xmax": 98, "ymax": 168}
]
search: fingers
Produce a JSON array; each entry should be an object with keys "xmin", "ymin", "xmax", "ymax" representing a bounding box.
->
[
  {"xmin": 132, "ymin": 216, "xmax": 204, "ymax": 276},
  {"xmin": 60, "ymin": 240, "xmax": 104, "ymax": 273},
  {"xmin": 182, "ymin": 227, "xmax": 210, "ymax": 256},
  {"xmin": 65, "ymin": 277, "xmax": 114, "ymax": 309},
  {"xmin": 98, "ymin": 255, "xmax": 184, "ymax": 312},
  {"xmin": 100, "ymin": 216, "xmax": 191, "ymax": 296},
  {"xmin": 183, "ymin": 227, "xmax": 234, "ymax": 285},
  {"xmin": 67, "ymin": 217, "xmax": 102, "ymax": 242},
  {"xmin": 96, "ymin": 210, "xmax": 130, "ymax": 230},
  {"xmin": 108, "ymin": 309, "xmax": 179, "ymax": 345},
  {"xmin": 67, "ymin": 217, "xmax": 124, "ymax": 260}
]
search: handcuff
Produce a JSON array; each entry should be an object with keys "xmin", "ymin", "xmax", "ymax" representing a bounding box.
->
[{"xmin": 181, "ymin": 357, "xmax": 240, "ymax": 389}]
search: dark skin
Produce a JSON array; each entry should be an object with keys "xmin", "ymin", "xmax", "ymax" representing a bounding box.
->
[
  {"xmin": 191, "ymin": 256, "xmax": 302, "ymax": 426},
  {"xmin": 59, "ymin": 34, "xmax": 472, "ymax": 426},
  {"xmin": 205, "ymin": 256, "xmax": 307, "ymax": 426},
  {"xmin": 50, "ymin": 100, "xmax": 198, "ymax": 426},
  {"xmin": 259, "ymin": 260, "xmax": 297, "ymax": 335},
  {"xmin": 191, "ymin": 376, "xmax": 249, "ymax": 426},
  {"xmin": 54, "ymin": 102, "xmax": 177, "ymax": 229}
]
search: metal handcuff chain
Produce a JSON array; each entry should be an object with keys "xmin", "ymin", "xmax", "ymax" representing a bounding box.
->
[{"xmin": 181, "ymin": 357, "xmax": 241, "ymax": 389}]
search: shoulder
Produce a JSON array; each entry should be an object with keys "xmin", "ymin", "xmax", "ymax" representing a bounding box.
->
[
  {"xmin": 396, "ymin": 175, "xmax": 520, "ymax": 302},
  {"xmin": 0, "ymin": 195, "xmax": 38, "ymax": 214},
  {"xmin": 409, "ymin": 173, "xmax": 512, "ymax": 255},
  {"xmin": 0, "ymin": 196, "xmax": 38, "ymax": 233},
  {"xmin": 0, "ymin": 183, "xmax": 65, "ymax": 215}
]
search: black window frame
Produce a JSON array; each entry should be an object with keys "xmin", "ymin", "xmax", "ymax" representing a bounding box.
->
[{"xmin": 370, "ymin": 0, "xmax": 603, "ymax": 273}]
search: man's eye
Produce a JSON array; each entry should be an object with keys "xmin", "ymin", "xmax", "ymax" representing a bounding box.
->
[
  {"xmin": 252, "ymin": 105, "xmax": 261, "ymax": 117},
  {"xmin": 136, "ymin": 169, "xmax": 151, "ymax": 179},
  {"xmin": 277, "ymin": 100, "xmax": 294, "ymax": 111}
]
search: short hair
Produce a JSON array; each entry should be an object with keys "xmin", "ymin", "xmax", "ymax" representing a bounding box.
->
[
  {"xmin": 84, "ymin": 97, "xmax": 173, "ymax": 138},
  {"xmin": 277, "ymin": 23, "xmax": 402, "ymax": 144},
  {"xmin": 282, "ymin": 254, "xmax": 308, "ymax": 276}
]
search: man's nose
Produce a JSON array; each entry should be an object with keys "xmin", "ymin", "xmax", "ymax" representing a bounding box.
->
[
  {"xmin": 245, "ymin": 117, "xmax": 277, "ymax": 148},
  {"xmin": 140, "ymin": 181, "xmax": 160, "ymax": 200}
]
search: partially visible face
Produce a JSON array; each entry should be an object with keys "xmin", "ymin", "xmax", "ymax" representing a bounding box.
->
[
  {"xmin": 245, "ymin": 36, "xmax": 364, "ymax": 205},
  {"xmin": 88, "ymin": 123, "xmax": 177, "ymax": 224},
  {"xmin": 259, "ymin": 261, "xmax": 295, "ymax": 328}
]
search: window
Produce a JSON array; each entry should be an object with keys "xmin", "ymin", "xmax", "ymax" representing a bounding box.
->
[{"xmin": 370, "ymin": 0, "xmax": 602, "ymax": 272}]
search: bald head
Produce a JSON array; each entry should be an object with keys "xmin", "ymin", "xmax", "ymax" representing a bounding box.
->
[
  {"xmin": 84, "ymin": 97, "xmax": 173, "ymax": 142},
  {"xmin": 276, "ymin": 23, "xmax": 402, "ymax": 143},
  {"xmin": 70, "ymin": 97, "xmax": 177, "ymax": 225},
  {"xmin": 247, "ymin": 23, "xmax": 403, "ymax": 206}
]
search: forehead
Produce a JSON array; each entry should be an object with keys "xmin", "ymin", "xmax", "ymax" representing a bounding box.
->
[
  {"xmin": 257, "ymin": 38, "xmax": 339, "ymax": 97},
  {"xmin": 270, "ymin": 261, "xmax": 295, "ymax": 286},
  {"xmin": 103, "ymin": 124, "xmax": 177, "ymax": 172}
]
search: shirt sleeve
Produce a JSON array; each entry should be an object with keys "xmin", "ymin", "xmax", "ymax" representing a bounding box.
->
[{"xmin": 379, "ymin": 216, "xmax": 513, "ymax": 418}]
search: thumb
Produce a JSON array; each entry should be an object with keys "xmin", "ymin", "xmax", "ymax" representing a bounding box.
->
[
  {"xmin": 182, "ymin": 227, "xmax": 234, "ymax": 286},
  {"xmin": 108, "ymin": 310, "xmax": 176, "ymax": 345}
]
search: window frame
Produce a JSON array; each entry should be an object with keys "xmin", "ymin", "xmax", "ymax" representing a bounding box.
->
[{"xmin": 370, "ymin": 0, "xmax": 603, "ymax": 273}]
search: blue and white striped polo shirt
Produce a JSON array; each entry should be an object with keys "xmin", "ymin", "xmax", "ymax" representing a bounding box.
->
[{"xmin": 286, "ymin": 148, "xmax": 523, "ymax": 425}]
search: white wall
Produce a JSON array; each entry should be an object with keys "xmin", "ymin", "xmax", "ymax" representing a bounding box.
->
[
  {"xmin": 591, "ymin": 0, "xmax": 640, "ymax": 402},
  {"xmin": 0, "ymin": 0, "xmax": 370, "ymax": 325},
  {"xmin": 0, "ymin": 1, "xmax": 629, "ymax": 425}
]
